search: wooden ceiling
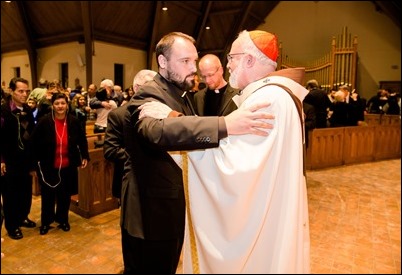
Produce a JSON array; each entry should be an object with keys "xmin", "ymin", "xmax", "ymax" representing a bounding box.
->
[
  {"xmin": 1, "ymin": 1, "xmax": 399, "ymax": 86},
  {"xmin": 1, "ymin": 1, "xmax": 279, "ymax": 62},
  {"xmin": 2, "ymin": 1, "xmax": 400, "ymax": 56}
]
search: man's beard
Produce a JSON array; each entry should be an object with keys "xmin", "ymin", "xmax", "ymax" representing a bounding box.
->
[
  {"xmin": 229, "ymin": 67, "xmax": 240, "ymax": 89},
  {"xmin": 167, "ymin": 70, "xmax": 195, "ymax": 91}
]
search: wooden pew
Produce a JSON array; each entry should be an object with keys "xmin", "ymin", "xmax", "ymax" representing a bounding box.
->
[
  {"xmin": 70, "ymin": 148, "xmax": 119, "ymax": 218},
  {"xmin": 86, "ymin": 133, "xmax": 105, "ymax": 150},
  {"xmin": 365, "ymin": 114, "xmax": 400, "ymax": 126},
  {"xmin": 86, "ymin": 120, "xmax": 95, "ymax": 134},
  {"xmin": 306, "ymin": 123, "xmax": 400, "ymax": 170},
  {"xmin": 373, "ymin": 125, "xmax": 401, "ymax": 160},
  {"xmin": 343, "ymin": 126, "xmax": 376, "ymax": 165},
  {"xmin": 306, "ymin": 127, "xmax": 344, "ymax": 170}
]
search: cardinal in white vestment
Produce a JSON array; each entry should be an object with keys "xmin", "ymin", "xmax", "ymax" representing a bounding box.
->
[{"xmin": 182, "ymin": 30, "xmax": 311, "ymax": 274}]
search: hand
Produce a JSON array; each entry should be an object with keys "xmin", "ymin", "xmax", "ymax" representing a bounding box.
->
[
  {"xmin": 138, "ymin": 101, "xmax": 173, "ymax": 119},
  {"xmin": 29, "ymin": 170, "xmax": 37, "ymax": 178},
  {"xmin": 81, "ymin": 159, "xmax": 88, "ymax": 169},
  {"xmin": 101, "ymin": 101, "xmax": 112, "ymax": 109},
  {"xmin": 1, "ymin": 162, "xmax": 6, "ymax": 176},
  {"xmin": 1, "ymin": 238, "xmax": 4, "ymax": 258},
  {"xmin": 224, "ymin": 102, "xmax": 274, "ymax": 136}
]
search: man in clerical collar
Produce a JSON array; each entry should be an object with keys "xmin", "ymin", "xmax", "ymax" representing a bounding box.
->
[{"xmin": 194, "ymin": 54, "xmax": 238, "ymax": 116}]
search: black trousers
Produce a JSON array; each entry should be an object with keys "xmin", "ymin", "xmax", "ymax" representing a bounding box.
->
[
  {"xmin": 38, "ymin": 166, "xmax": 76, "ymax": 226},
  {"xmin": 1, "ymin": 171, "xmax": 33, "ymax": 231},
  {"xmin": 121, "ymin": 228, "xmax": 183, "ymax": 274}
]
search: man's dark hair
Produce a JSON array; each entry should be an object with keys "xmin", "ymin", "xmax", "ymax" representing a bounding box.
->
[{"xmin": 9, "ymin": 77, "xmax": 29, "ymax": 92}]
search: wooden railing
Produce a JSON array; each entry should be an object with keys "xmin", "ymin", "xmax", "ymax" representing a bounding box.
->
[
  {"xmin": 306, "ymin": 115, "xmax": 401, "ymax": 170},
  {"xmin": 278, "ymin": 26, "xmax": 358, "ymax": 91}
]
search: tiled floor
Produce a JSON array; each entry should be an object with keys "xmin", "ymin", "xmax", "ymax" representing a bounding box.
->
[{"xmin": 1, "ymin": 159, "xmax": 401, "ymax": 274}]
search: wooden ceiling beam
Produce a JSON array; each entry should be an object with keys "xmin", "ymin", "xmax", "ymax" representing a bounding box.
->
[
  {"xmin": 147, "ymin": 1, "xmax": 163, "ymax": 69},
  {"xmin": 170, "ymin": 1, "xmax": 202, "ymax": 16},
  {"xmin": 35, "ymin": 32, "xmax": 83, "ymax": 45},
  {"xmin": 221, "ymin": 1, "xmax": 254, "ymax": 68},
  {"xmin": 94, "ymin": 32, "xmax": 147, "ymax": 49},
  {"xmin": 209, "ymin": 8, "xmax": 241, "ymax": 16},
  {"xmin": 80, "ymin": 1, "xmax": 93, "ymax": 87},
  {"xmin": 15, "ymin": 1, "xmax": 38, "ymax": 87},
  {"xmin": 195, "ymin": 1, "xmax": 213, "ymax": 47}
]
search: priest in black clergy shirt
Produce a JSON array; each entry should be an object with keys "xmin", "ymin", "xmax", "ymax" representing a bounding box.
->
[{"xmin": 194, "ymin": 54, "xmax": 239, "ymax": 116}]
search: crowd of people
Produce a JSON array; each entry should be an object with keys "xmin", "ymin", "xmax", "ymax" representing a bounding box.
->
[
  {"xmin": 302, "ymin": 79, "xmax": 401, "ymax": 133},
  {"xmin": 1, "ymin": 78, "xmax": 90, "ymax": 239},
  {"xmin": 1, "ymin": 27, "xmax": 400, "ymax": 274}
]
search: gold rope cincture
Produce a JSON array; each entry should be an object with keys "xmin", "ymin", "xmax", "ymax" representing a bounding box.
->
[{"xmin": 181, "ymin": 151, "xmax": 200, "ymax": 274}]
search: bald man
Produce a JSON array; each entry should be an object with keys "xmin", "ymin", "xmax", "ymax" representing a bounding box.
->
[{"xmin": 194, "ymin": 54, "xmax": 238, "ymax": 116}]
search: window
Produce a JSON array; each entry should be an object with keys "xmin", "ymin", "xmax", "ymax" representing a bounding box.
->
[
  {"xmin": 61, "ymin": 63, "xmax": 68, "ymax": 89},
  {"xmin": 13, "ymin": 67, "xmax": 21, "ymax": 78},
  {"xmin": 114, "ymin": 63, "xmax": 124, "ymax": 88}
]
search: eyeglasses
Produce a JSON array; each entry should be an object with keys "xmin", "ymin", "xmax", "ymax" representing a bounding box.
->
[
  {"xmin": 200, "ymin": 67, "xmax": 220, "ymax": 80},
  {"xmin": 227, "ymin": 52, "xmax": 246, "ymax": 62}
]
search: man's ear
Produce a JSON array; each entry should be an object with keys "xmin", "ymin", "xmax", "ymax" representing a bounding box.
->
[
  {"xmin": 246, "ymin": 54, "xmax": 255, "ymax": 67},
  {"xmin": 158, "ymin": 54, "xmax": 167, "ymax": 69}
]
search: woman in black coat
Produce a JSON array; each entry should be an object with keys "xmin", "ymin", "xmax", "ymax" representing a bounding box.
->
[{"xmin": 31, "ymin": 92, "xmax": 89, "ymax": 235}]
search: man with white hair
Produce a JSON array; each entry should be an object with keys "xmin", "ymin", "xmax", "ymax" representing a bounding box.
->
[
  {"xmin": 90, "ymin": 79, "xmax": 122, "ymax": 110},
  {"xmin": 103, "ymin": 69, "xmax": 157, "ymax": 272},
  {"xmin": 132, "ymin": 69, "xmax": 157, "ymax": 93},
  {"xmin": 184, "ymin": 29, "xmax": 310, "ymax": 274},
  {"xmin": 104, "ymin": 69, "xmax": 157, "ymax": 199}
]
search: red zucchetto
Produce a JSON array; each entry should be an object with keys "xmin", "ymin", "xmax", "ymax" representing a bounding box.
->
[{"xmin": 249, "ymin": 30, "xmax": 279, "ymax": 61}]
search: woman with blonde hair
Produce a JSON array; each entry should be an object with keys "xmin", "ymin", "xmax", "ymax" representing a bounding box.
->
[{"xmin": 71, "ymin": 93, "xmax": 91, "ymax": 133}]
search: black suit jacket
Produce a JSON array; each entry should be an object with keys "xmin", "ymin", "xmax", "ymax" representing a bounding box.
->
[
  {"xmin": 30, "ymin": 113, "xmax": 90, "ymax": 194},
  {"xmin": 303, "ymin": 88, "xmax": 330, "ymax": 128},
  {"xmin": 193, "ymin": 84, "xmax": 239, "ymax": 116},
  {"xmin": 121, "ymin": 73, "xmax": 227, "ymax": 240},
  {"xmin": 103, "ymin": 104, "xmax": 128, "ymax": 198}
]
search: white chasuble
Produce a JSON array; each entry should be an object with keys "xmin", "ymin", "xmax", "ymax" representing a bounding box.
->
[{"xmin": 182, "ymin": 76, "xmax": 311, "ymax": 274}]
